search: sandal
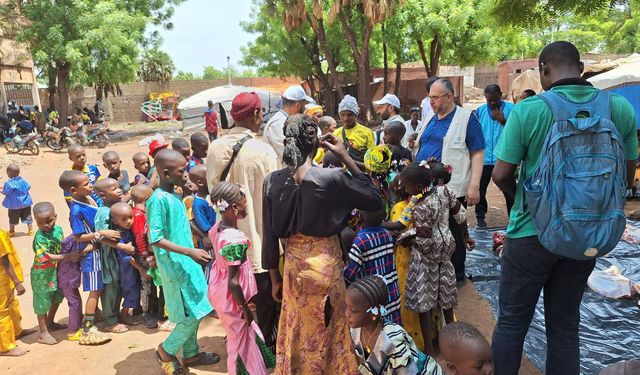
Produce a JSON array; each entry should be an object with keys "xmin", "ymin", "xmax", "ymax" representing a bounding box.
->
[
  {"xmin": 68, "ymin": 329, "xmax": 83, "ymax": 341},
  {"xmin": 183, "ymin": 351, "xmax": 220, "ymax": 367},
  {"xmin": 105, "ymin": 323, "xmax": 129, "ymax": 333},
  {"xmin": 79, "ymin": 326, "xmax": 111, "ymax": 345},
  {"xmin": 156, "ymin": 350, "xmax": 186, "ymax": 375},
  {"xmin": 158, "ymin": 320, "xmax": 176, "ymax": 332}
]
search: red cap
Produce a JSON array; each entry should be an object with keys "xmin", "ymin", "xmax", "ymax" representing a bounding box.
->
[
  {"xmin": 230, "ymin": 92, "xmax": 262, "ymax": 122},
  {"xmin": 148, "ymin": 139, "xmax": 169, "ymax": 157}
]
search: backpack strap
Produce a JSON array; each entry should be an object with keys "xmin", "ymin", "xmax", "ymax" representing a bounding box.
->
[
  {"xmin": 538, "ymin": 89, "xmax": 612, "ymax": 128},
  {"xmin": 342, "ymin": 127, "xmax": 350, "ymax": 151},
  {"xmin": 220, "ymin": 135, "xmax": 252, "ymax": 182}
]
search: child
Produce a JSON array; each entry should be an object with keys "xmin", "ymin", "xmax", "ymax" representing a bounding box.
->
[
  {"xmin": 131, "ymin": 184, "xmax": 160, "ymax": 329},
  {"xmin": 58, "ymin": 235, "xmax": 85, "ymax": 341},
  {"xmin": 31, "ymin": 202, "xmax": 78, "ymax": 345},
  {"xmin": 171, "ymin": 138, "xmax": 191, "ymax": 161},
  {"xmin": 207, "ymin": 182, "xmax": 274, "ymax": 374},
  {"xmin": 382, "ymin": 121, "xmax": 412, "ymax": 172},
  {"xmin": 397, "ymin": 161, "xmax": 472, "ymax": 356},
  {"xmin": 0, "ymin": 229, "xmax": 35, "ymax": 356},
  {"xmin": 65, "ymin": 144, "xmax": 103, "ymax": 206},
  {"xmin": 93, "ymin": 178, "xmax": 134, "ymax": 332},
  {"xmin": 58, "ymin": 170, "xmax": 121, "ymax": 345},
  {"xmin": 110, "ymin": 202, "xmax": 146, "ymax": 325},
  {"xmin": 346, "ymin": 276, "xmax": 443, "ymax": 374},
  {"xmin": 314, "ymin": 116, "xmax": 338, "ymax": 164},
  {"xmin": 147, "ymin": 139, "xmax": 170, "ymax": 189},
  {"xmin": 408, "ymin": 133, "xmax": 418, "ymax": 158},
  {"xmin": 2, "ymin": 164, "xmax": 34, "ymax": 236},
  {"xmin": 183, "ymin": 177, "xmax": 207, "ymax": 251},
  {"xmin": 203, "ymin": 100, "xmax": 219, "ymax": 142},
  {"xmin": 102, "ymin": 151, "xmax": 131, "ymax": 200},
  {"xmin": 189, "ymin": 165, "xmax": 216, "ymax": 246},
  {"xmin": 364, "ymin": 145, "xmax": 393, "ymax": 216},
  {"xmin": 343, "ymin": 208, "xmax": 401, "ymax": 324},
  {"xmin": 188, "ymin": 132, "xmax": 209, "ymax": 172},
  {"xmin": 439, "ymin": 322, "xmax": 494, "ymax": 375},
  {"xmin": 146, "ymin": 149, "xmax": 219, "ymax": 372},
  {"xmin": 132, "ymin": 152, "xmax": 151, "ymax": 186}
]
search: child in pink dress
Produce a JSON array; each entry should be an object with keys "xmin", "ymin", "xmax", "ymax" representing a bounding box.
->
[{"xmin": 207, "ymin": 182, "xmax": 274, "ymax": 375}]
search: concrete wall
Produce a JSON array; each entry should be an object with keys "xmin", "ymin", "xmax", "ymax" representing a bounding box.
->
[
  {"xmin": 0, "ymin": 37, "xmax": 41, "ymax": 114},
  {"xmin": 497, "ymin": 59, "xmax": 538, "ymax": 94}
]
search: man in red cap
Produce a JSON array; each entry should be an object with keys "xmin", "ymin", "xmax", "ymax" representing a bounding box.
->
[{"xmin": 205, "ymin": 92, "xmax": 279, "ymax": 348}]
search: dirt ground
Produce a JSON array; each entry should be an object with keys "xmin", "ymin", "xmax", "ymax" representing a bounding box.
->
[{"xmin": 0, "ymin": 127, "xmax": 544, "ymax": 374}]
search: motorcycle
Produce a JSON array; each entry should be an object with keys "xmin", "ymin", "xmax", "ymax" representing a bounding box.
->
[
  {"xmin": 72, "ymin": 122, "xmax": 109, "ymax": 148},
  {"xmin": 44, "ymin": 124, "xmax": 75, "ymax": 151},
  {"xmin": 4, "ymin": 126, "xmax": 39, "ymax": 155}
]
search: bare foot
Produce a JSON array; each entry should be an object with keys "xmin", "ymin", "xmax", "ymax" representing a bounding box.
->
[
  {"xmin": 47, "ymin": 322, "xmax": 68, "ymax": 331},
  {"xmin": 16, "ymin": 328, "xmax": 37, "ymax": 339},
  {"xmin": 38, "ymin": 332, "xmax": 58, "ymax": 345},
  {"xmin": 0, "ymin": 346, "xmax": 30, "ymax": 356},
  {"xmin": 156, "ymin": 344, "xmax": 176, "ymax": 362}
]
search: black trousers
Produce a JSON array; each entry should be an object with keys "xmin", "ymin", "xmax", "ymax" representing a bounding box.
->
[
  {"xmin": 492, "ymin": 236, "xmax": 595, "ymax": 375},
  {"xmin": 475, "ymin": 164, "xmax": 515, "ymax": 220},
  {"xmin": 449, "ymin": 197, "xmax": 468, "ymax": 283},
  {"xmin": 253, "ymin": 272, "xmax": 279, "ymax": 348}
]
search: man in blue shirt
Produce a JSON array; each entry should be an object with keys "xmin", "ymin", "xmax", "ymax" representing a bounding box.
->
[
  {"xmin": 413, "ymin": 78, "xmax": 485, "ymax": 284},
  {"xmin": 474, "ymin": 84, "xmax": 515, "ymax": 227}
]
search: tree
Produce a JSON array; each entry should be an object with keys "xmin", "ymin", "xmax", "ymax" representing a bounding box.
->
[
  {"xmin": 174, "ymin": 70, "xmax": 200, "ymax": 80},
  {"xmin": 493, "ymin": 0, "xmax": 616, "ymax": 27},
  {"xmin": 138, "ymin": 48, "xmax": 176, "ymax": 82}
]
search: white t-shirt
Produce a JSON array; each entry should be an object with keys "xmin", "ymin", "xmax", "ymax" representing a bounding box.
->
[
  {"xmin": 378, "ymin": 114, "xmax": 406, "ymax": 146},
  {"xmin": 421, "ymin": 97, "xmax": 434, "ymax": 124},
  {"xmin": 263, "ymin": 110, "xmax": 288, "ymax": 162}
]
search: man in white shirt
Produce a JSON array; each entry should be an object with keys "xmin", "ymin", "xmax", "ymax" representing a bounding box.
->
[
  {"xmin": 420, "ymin": 76, "xmax": 439, "ymax": 127},
  {"xmin": 374, "ymin": 93, "xmax": 405, "ymax": 146},
  {"xmin": 263, "ymin": 85, "xmax": 313, "ymax": 162}
]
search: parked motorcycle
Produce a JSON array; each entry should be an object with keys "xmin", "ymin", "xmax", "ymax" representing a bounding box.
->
[
  {"xmin": 44, "ymin": 124, "xmax": 75, "ymax": 151},
  {"xmin": 72, "ymin": 123, "xmax": 109, "ymax": 148},
  {"xmin": 4, "ymin": 126, "xmax": 39, "ymax": 155}
]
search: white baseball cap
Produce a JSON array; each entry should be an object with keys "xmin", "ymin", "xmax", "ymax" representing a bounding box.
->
[
  {"xmin": 283, "ymin": 85, "xmax": 314, "ymax": 103},
  {"xmin": 373, "ymin": 93, "xmax": 401, "ymax": 108}
]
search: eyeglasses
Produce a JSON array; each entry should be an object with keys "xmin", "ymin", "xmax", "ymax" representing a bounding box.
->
[{"xmin": 429, "ymin": 93, "xmax": 450, "ymax": 101}]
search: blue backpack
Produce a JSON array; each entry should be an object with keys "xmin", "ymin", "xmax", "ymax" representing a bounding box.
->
[{"xmin": 523, "ymin": 90, "xmax": 627, "ymax": 260}]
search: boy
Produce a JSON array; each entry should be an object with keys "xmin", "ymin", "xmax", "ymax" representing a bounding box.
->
[
  {"xmin": 440, "ymin": 322, "xmax": 494, "ymax": 375},
  {"xmin": 131, "ymin": 184, "xmax": 160, "ymax": 328},
  {"xmin": 383, "ymin": 121, "xmax": 412, "ymax": 172},
  {"xmin": 147, "ymin": 139, "xmax": 170, "ymax": 189},
  {"xmin": 110, "ymin": 202, "xmax": 146, "ymax": 326},
  {"xmin": 31, "ymin": 202, "xmax": 80, "ymax": 345},
  {"xmin": 93, "ymin": 178, "xmax": 134, "ymax": 333},
  {"xmin": 132, "ymin": 152, "xmax": 151, "ymax": 186},
  {"xmin": 202, "ymin": 100, "xmax": 218, "ymax": 142},
  {"xmin": 65, "ymin": 144, "xmax": 103, "ymax": 206},
  {"xmin": 314, "ymin": 116, "xmax": 338, "ymax": 164},
  {"xmin": 188, "ymin": 133, "xmax": 209, "ymax": 172},
  {"xmin": 58, "ymin": 235, "xmax": 86, "ymax": 341},
  {"xmin": 102, "ymin": 151, "xmax": 131, "ymax": 201},
  {"xmin": 0, "ymin": 229, "xmax": 35, "ymax": 356},
  {"xmin": 171, "ymin": 138, "xmax": 191, "ymax": 161},
  {"xmin": 189, "ymin": 165, "xmax": 216, "ymax": 245},
  {"xmin": 147, "ymin": 149, "xmax": 219, "ymax": 371},
  {"xmin": 343, "ymin": 208, "xmax": 401, "ymax": 324},
  {"xmin": 58, "ymin": 170, "xmax": 121, "ymax": 345},
  {"xmin": 2, "ymin": 164, "xmax": 34, "ymax": 236}
]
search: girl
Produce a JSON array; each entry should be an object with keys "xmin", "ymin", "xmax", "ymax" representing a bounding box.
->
[
  {"xmin": 397, "ymin": 161, "xmax": 472, "ymax": 356},
  {"xmin": 207, "ymin": 181, "xmax": 274, "ymax": 375},
  {"xmin": 346, "ymin": 275, "xmax": 443, "ymax": 375}
]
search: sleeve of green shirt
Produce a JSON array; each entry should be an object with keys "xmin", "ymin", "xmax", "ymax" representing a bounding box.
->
[
  {"xmin": 494, "ymin": 105, "xmax": 527, "ymax": 165},
  {"xmin": 610, "ymin": 94, "xmax": 639, "ymax": 160},
  {"xmin": 147, "ymin": 195, "xmax": 166, "ymax": 244}
]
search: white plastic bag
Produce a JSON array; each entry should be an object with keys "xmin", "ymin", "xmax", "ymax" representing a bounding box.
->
[
  {"xmin": 587, "ymin": 266, "xmax": 635, "ymax": 299},
  {"xmin": 138, "ymin": 133, "xmax": 165, "ymax": 147}
]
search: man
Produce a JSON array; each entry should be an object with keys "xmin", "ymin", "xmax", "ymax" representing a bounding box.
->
[
  {"xmin": 413, "ymin": 78, "xmax": 485, "ymax": 283},
  {"xmin": 474, "ymin": 84, "xmax": 515, "ymax": 228},
  {"xmin": 33, "ymin": 105, "xmax": 47, "ymax": 135},
  {"xmin": 420, "ymin": 76, "xmax": 440, "ymax": 127},
  {"xmin": 206, "ymin": 92, "xmax": 279, "ymax": 349},
  {"xmin": 263, "ymin": 85, "xmax": 313, "ymax": 161},
  {"xmin": 491, "ymin": 41, "xmax": 637, "ymax": 375},
  {"xmin": 374, "ymin": 93, "xmax": 404, "ymax": 146}
]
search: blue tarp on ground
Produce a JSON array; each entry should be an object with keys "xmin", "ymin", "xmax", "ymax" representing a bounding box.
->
[{"xmin": 465, "ymin": 224, "xmax": 640, "ymax": 374}]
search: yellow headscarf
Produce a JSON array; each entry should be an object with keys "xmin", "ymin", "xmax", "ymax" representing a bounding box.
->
[{"xmin": 304, "ymin": 104, "xmax": 323, "ymax": 117}]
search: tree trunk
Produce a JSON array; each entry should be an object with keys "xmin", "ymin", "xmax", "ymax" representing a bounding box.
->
[
  {"xmin": 393, "ymin": 60, "xmax": 402, "ymax": 96},
  {"xmin": 416, "ymin": 39, "xmax": 432, "ymax": 77},
  {"xmin": 382, "ymin": 25, "xmax": 389, "ymax": 93},
  {"xmin": 338, "ymin": 9, "xmax": 372, "ymax": 112},
  {"xmin": 47, "ymin": 68, "xmax": 57, "ymax": 111},
  {"xmin": 429, "ymin": 34, "xmax": 442, "ymax": 77},
  {"xmin": 57, "ymin": 63, "xmax": 71, "ymax": 121},
  {"xmin": 306, "ymin": 14, "xmax": 344, "ymax": 99}
]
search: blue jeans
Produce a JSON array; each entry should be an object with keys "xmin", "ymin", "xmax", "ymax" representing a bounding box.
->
[{"xmin": 492, "ymin": 236, "xmax": 595, "ymax": 375}]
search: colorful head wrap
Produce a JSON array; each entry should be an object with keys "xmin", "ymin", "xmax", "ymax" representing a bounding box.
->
[
  {"xmin": 304, "ymin": 104, "xmax": 323, "ymax": 117},
  {"xmin": 230, "ymin": 92, "xmax": 262, "ymax": 121},
  {"xmin": 338, "ymin": 94, "xmax": 359, "ymax": 115},
  {"xmin": 364, "ymin": 145, "xmax": 392, "ymax": 174}
]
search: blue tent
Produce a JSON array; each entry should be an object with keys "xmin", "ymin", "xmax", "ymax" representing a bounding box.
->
[{"xmin": 589, "ymin": 60, "xmax": 640, "ymax": 129}]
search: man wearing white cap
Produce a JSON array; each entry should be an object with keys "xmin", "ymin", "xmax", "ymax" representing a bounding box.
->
[
  {"xmin": 374, "ymin": 93, "xmax": 412, "ymax": 147},
  {"xmin": 264, "ymin": 85, "xmax": 313, "ymax": 161}
]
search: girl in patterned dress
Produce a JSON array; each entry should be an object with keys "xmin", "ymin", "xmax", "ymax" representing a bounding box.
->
[{"xmin": 397, "ymin": 161, "xmax": 473, "ymax": 356}]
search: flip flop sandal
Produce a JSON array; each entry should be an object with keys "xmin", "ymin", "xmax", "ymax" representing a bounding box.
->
[
  {"xmin": 156, "ymin": 350, "xmax": 186, "ymax": 375},
  {"xmin": 68, "ymin": 329, "xmax": 83, "ymax": 341},
  {"xmin": 184, "ymin": 352, "xmax": 221, "ymax": 367},
  {"xmin": 106, "ymin": 323, "xmax": 129, "ymax": 333}
]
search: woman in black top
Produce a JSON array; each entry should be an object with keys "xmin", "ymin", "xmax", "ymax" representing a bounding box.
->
[{"xmin": 262, "ymin": 114, "xmax": 383, "ymax": 375}]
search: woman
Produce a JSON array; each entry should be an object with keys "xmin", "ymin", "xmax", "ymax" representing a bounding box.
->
[
  {"xmin": 333, "ymin": 95, "xmax": 376, "ymax": 170},
  {"xmin": 262, "ymin": 114, "xmax": 384, "ymax": 374}
]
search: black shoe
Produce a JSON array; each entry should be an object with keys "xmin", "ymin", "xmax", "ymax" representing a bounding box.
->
[
  {"xmin": 477, "ymin": 218, "xmax": 487, "ymax": 228},
  {"xmin": 143, "ymin": 313, "xmax": 158, "ymax": 329}
]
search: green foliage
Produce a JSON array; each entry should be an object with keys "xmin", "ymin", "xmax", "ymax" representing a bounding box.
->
[
  {"xmin": 138, "ymin": 48, "xmax": 175, "ymax": 82},
  {"xmin": 174, "ymin": 70, "xmax": 200, "ymax": 80},
  {"xmin": 491, "ymin": 0, "xmax": 612, "ymax": 27}
]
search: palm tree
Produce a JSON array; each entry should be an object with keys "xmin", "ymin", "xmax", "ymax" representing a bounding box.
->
[{"xmin": 138, "ymin": 48, "xmax": 175, "ymax": 82}]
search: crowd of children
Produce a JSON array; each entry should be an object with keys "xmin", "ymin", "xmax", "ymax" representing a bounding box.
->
[{"xmin": 0, "ymin": 113, "xmax": 495, "ymax": 374}]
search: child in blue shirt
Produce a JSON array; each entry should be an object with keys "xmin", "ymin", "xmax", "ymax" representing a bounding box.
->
[
  {"xmin": 189, "ymin": 165, "xmax": 217, "ymax": 241},
  {"xmin": 65, "ymin": 144, "xmax": 103, "ymax": 206},
  {"xmin": 2, "ymin": 164, "xmax": 33, "ymax": 236}
]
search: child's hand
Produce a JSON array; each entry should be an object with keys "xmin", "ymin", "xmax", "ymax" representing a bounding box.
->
[
  {"xmin": 14, "ymin": 282, "xmax": 25, "ymax": 296},
  {"xmin": 99, "ymin": 230, "xmax": 121, "ymax": 240},
  {"xmin": 67, "ymin": 251, "xmax": 84, "ymax": 263},
  {"xmin": 464, "ymin": 236, "xmax": 476, "ymax": 251},
  {"xmin": 202, "ymin": 237, "xmax": 213, "ymax": 251},
  {"xmin": 241, "ymin": 304, "xmax": 254, "ymax": 324},
  {"xmin": 121, "ymin": 242, "xmax": 135, "ymax": 255},
  {"xmin": 189, "ymin": 248, "xmax": 212, "ymax": 265},
  {"xmin": 140, "ymin": 270, "xmax": 151, "ymax": 281}
]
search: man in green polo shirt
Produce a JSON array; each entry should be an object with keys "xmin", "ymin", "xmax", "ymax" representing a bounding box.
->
[{"xmin": 491, "ymin": 41, "xmax": 638, "ymax": 375}]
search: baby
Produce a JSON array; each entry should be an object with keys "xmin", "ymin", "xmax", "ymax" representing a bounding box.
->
[{"xmin": 440, "ymin": 322, "xmax": 494, "ymax": 375}]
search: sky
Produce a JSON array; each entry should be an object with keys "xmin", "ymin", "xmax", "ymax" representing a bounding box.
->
[{"xmin": 155, "ymin": 0, "xmax": 256, "ymax": 75}]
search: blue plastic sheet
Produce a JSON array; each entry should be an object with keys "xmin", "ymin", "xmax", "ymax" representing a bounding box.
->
[{"xmin": 465, "ymin": 223, "xmax": 640, "ymax": 374}]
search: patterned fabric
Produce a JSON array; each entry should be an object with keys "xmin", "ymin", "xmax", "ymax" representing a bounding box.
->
[
  {"xmin": 204, "ymin": 109, "xmax": 218, "ymax": 133},
  {"xmin": 364, "ymin": 145, "xmax": 392, "ymax": 174},
  {"xmin": 2, "ymin": 176, "xmax": 32, "ymax": 209},
  {"xmin": 237, "ymin": 333, "xmax": 276, "ymax": 375},
  {"xmin": 275, "ymin": 234, "xmax": 359, "ymax": 375},
  {"xmin": 69, "ymin": 199, "xmax": 101, "ymax": 274},
  {"xmin": 95, "ymin": 206, "xmax": 119, "ymax": 285},
  {"xmin": 64, "ymin": 164, "xmax": 103, "ymax": 206},
  {"xmin": 0, "ymin": 229, "xmax": 23, "ymax": 352},
  {"xmin": 30, "ymin": 225, "xmax": 63, "ymax": 293},
  {"xmin": 343, "ymin": 227, "xmax": 401, "ymax": 324},
  {"xmin": 351, "ymin": 321, "xmax": 444, "ymax": 375},
  {"xmin": 405, "ymin": 186, "xmax": 466, "ymax": 312},
  {"xmin": 333, "ymin": 124, "xmax": 376, "ymax": 156},
  {"xmin": 221, "ymin": 243, "xmax": 249, "ymax": 263},
  {"xmin": 132, "ymin": 207, "xmax": 148, "ymax": 256}
]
